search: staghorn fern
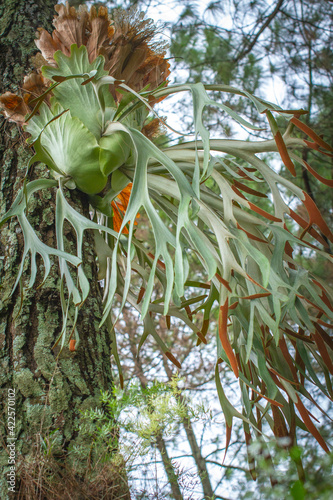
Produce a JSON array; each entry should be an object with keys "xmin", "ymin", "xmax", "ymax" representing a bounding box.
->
[{"xmin": 1, "ymin": 3, "xmax": 332, "ymax": 461}]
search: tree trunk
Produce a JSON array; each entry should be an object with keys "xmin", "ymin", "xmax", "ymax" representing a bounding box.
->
[
  {"xmin": 127, "ymin": 334, "xmax": 183, "ymax": 498},
  {"xmin": 0, "ymin": 1, "xmax": 129, "ymax": 498},
  {"xmin": 160, "ymin": 353, "xmax": 215, "ymax": 498},
  {"xmin": 181, "ymin": 415, "xmax": 215, "ymax": 499},
  {"xmin": 155, "ymin": 435, "xmax": 184, "ymax": 500}
]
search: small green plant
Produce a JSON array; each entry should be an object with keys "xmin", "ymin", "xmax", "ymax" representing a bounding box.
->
[
  {"xmin": 65, "ymin": 375, "xmax": 210, "ymax": 497},
  {"xmin": 39, "ymin": 429, "xmax": 62, "ymax": 457},
  {"xmin": 97, "ymin": 374, "xmax": 210, "ymax": 446}
]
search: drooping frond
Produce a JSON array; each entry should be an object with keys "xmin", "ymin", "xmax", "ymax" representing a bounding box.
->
[{"xmin": 1, "ymin": 2, "xmax": 332, "ymax": 462}]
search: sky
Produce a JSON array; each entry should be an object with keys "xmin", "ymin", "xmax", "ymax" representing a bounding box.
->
[{"xmin": 139, "ymin": 0, "xmax": 286, "ymax": 139}]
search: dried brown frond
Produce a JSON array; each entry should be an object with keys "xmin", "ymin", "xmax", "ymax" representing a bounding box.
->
[
  {"xmin": 34, "ymin": 2, "xmax": 169, "ymax": 100},
  {"xmin": 1, "ymin": 3, "xmax": 170, "ymax": 124},
  {"xmin": 111, "ymin": 7, "xmax": 167, "ymax": 55},
  {"xmin": 142, "ymin": 118, "xmax": 166, "ymax": 141},
  {"xmin": 53, "ymin": 3, "xmax": 89, "ymax": 49},
  {"xmin": 0, "ymin": 92, "xmax": 29, "ymax": 124},
  {"xmin": 86, "ymin": 5, "xmax": 112, "ymax": 62},
  {"xmin": 120, "ymin": 49, "xmax": 170, "ymax": 98},
  {"xmin": 22, "ymin": 73, "xmax": 50, "ymax": 106},
  {"xmin": 101, "ymin": 7, "xmax": 169, "ymax": 99},
  {"xmin": 30, "ymin": 51, "xmax": 48, "ymax": 70},
  {"xmin": 0, "ymin": 73, "xmax": 50, "ymax": 125},
  {"xmin": 36, "ymin": 3, "xmax": 90, "ymax": 65}
]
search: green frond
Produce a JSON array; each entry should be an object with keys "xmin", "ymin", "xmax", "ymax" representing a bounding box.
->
[{"xmin": 2, "ymin": 43, "xmax": 333, "ymax": 454}]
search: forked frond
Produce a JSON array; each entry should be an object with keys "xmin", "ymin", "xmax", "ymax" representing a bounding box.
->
[{"xmin": 1, "ymin": 1, "xmax": 332, "ymax": 458}]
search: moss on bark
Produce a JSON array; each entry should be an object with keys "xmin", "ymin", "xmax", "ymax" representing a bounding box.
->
[{"xmin": 0, "ymin": 1, "xmax": 128, "ymax": 498}]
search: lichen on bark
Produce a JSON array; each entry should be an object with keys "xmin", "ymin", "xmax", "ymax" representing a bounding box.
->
[{"xmin": 0, "ymin": 2, "xmax": 128, "ymax": 498}]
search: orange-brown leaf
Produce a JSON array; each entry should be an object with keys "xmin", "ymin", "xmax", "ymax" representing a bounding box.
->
[
  {"xmin": 291, "ymin": 117, "xmax": 333, "ymax": 152},
  {"xmin": 69, "ymin": 339, "xmax": 76, "ymax": 352},
  {"xmin": 233, "ymin": 180, "xmax": 268, "ymax": 198},
  {"xmin": 241, "ymin": 292, "xmax": 271, "ymax": 300},
  {"xmin": 272, "ymin": 405, "xmax": 289, "ymax": 439},
  {"xmin": 147, "ymin": 252, "xmax": 166, "ymax": 270},
  {"xmin": 165, "ymin": 351, "xmax": 181, "ymax": 369},
  {"xmin": 274, "ymin": 131, "xmax": 296, "ymax": 176},
  {"xmin": 302, "ymin": 161, "xmax": 333, "ymax": 187},
  {"xmin": 184, "ymin": 305, "xmax": 193, "ymax": 321},
  {"xmin": 219, "ymin": 299, "xmax": 239, "ymax": 378},
  {"xmin": 215, "ymin": 273, "xmax": 232, "ymax": 292},
  {"xmin": 196, "ymin": 330, "xmax": 208, "ymax": 345},
  {"xmin": 236, "ymin": 223, "xmax": 267, "ymax": 243},
  {"xmin": 244, "ymin": 383, "xmax": 284, "ymax": 407},
  {"xmin": 244, "ymin": 428, "xmax": 257, "ymax": 480},
  {"xmin": 222, "ymin": 423, "xmax": 232, "ymax": 465},
  {"xmin": 313, "ymin": 332, "xmax": 333, "ymax": 375},
  {"xmin": 279, "ymin": 336, "xmax": 299, "ymax": 383},
  {"xmin": 119, "ymin": 372, "xmax": 124, "ymax": 390},
  {"xmin": 295, "ymin": 396, "xmax": 329, "ymax": 453},
  {"xmin": 231, "ymin": 185, "xmax": 247, "ymax": 200},
  {"xmin": 245, "ymin": 274, "xmax": 267, "ymax": 290},
  {"xmin": 288, "ymin": 208, "xmax": 327, "ymax": 245},
  {"xmin": 311, "ymin": 280, "xmax": 333, "ymax": 313},
  {"xmin": 248, "ymin": 202, "xmax": 282, "ymax": 222},
  {"xmin": 304, "ymin": 140, "xmax": 333, "ymax": 157},
  {"xmin": 137, "ymin": 286, "xmax": 145, "ymax": 304},
  {"xmin": 201, "ymin": 318, "xmax": 209, "ymax": 337},
  {"xmin": 302, "ymin": 191, "xmax": 333, "ymax": 243}
]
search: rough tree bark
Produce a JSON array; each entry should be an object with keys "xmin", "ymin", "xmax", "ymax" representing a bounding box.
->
[{"xmin": 0, "ymin": 2, "xmax": 128, "ymax": 498}]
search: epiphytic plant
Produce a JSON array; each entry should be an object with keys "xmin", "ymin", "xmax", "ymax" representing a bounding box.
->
[{"xmin": 1, "ymin": 2, "xmax": 332, "ymax": 462}]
